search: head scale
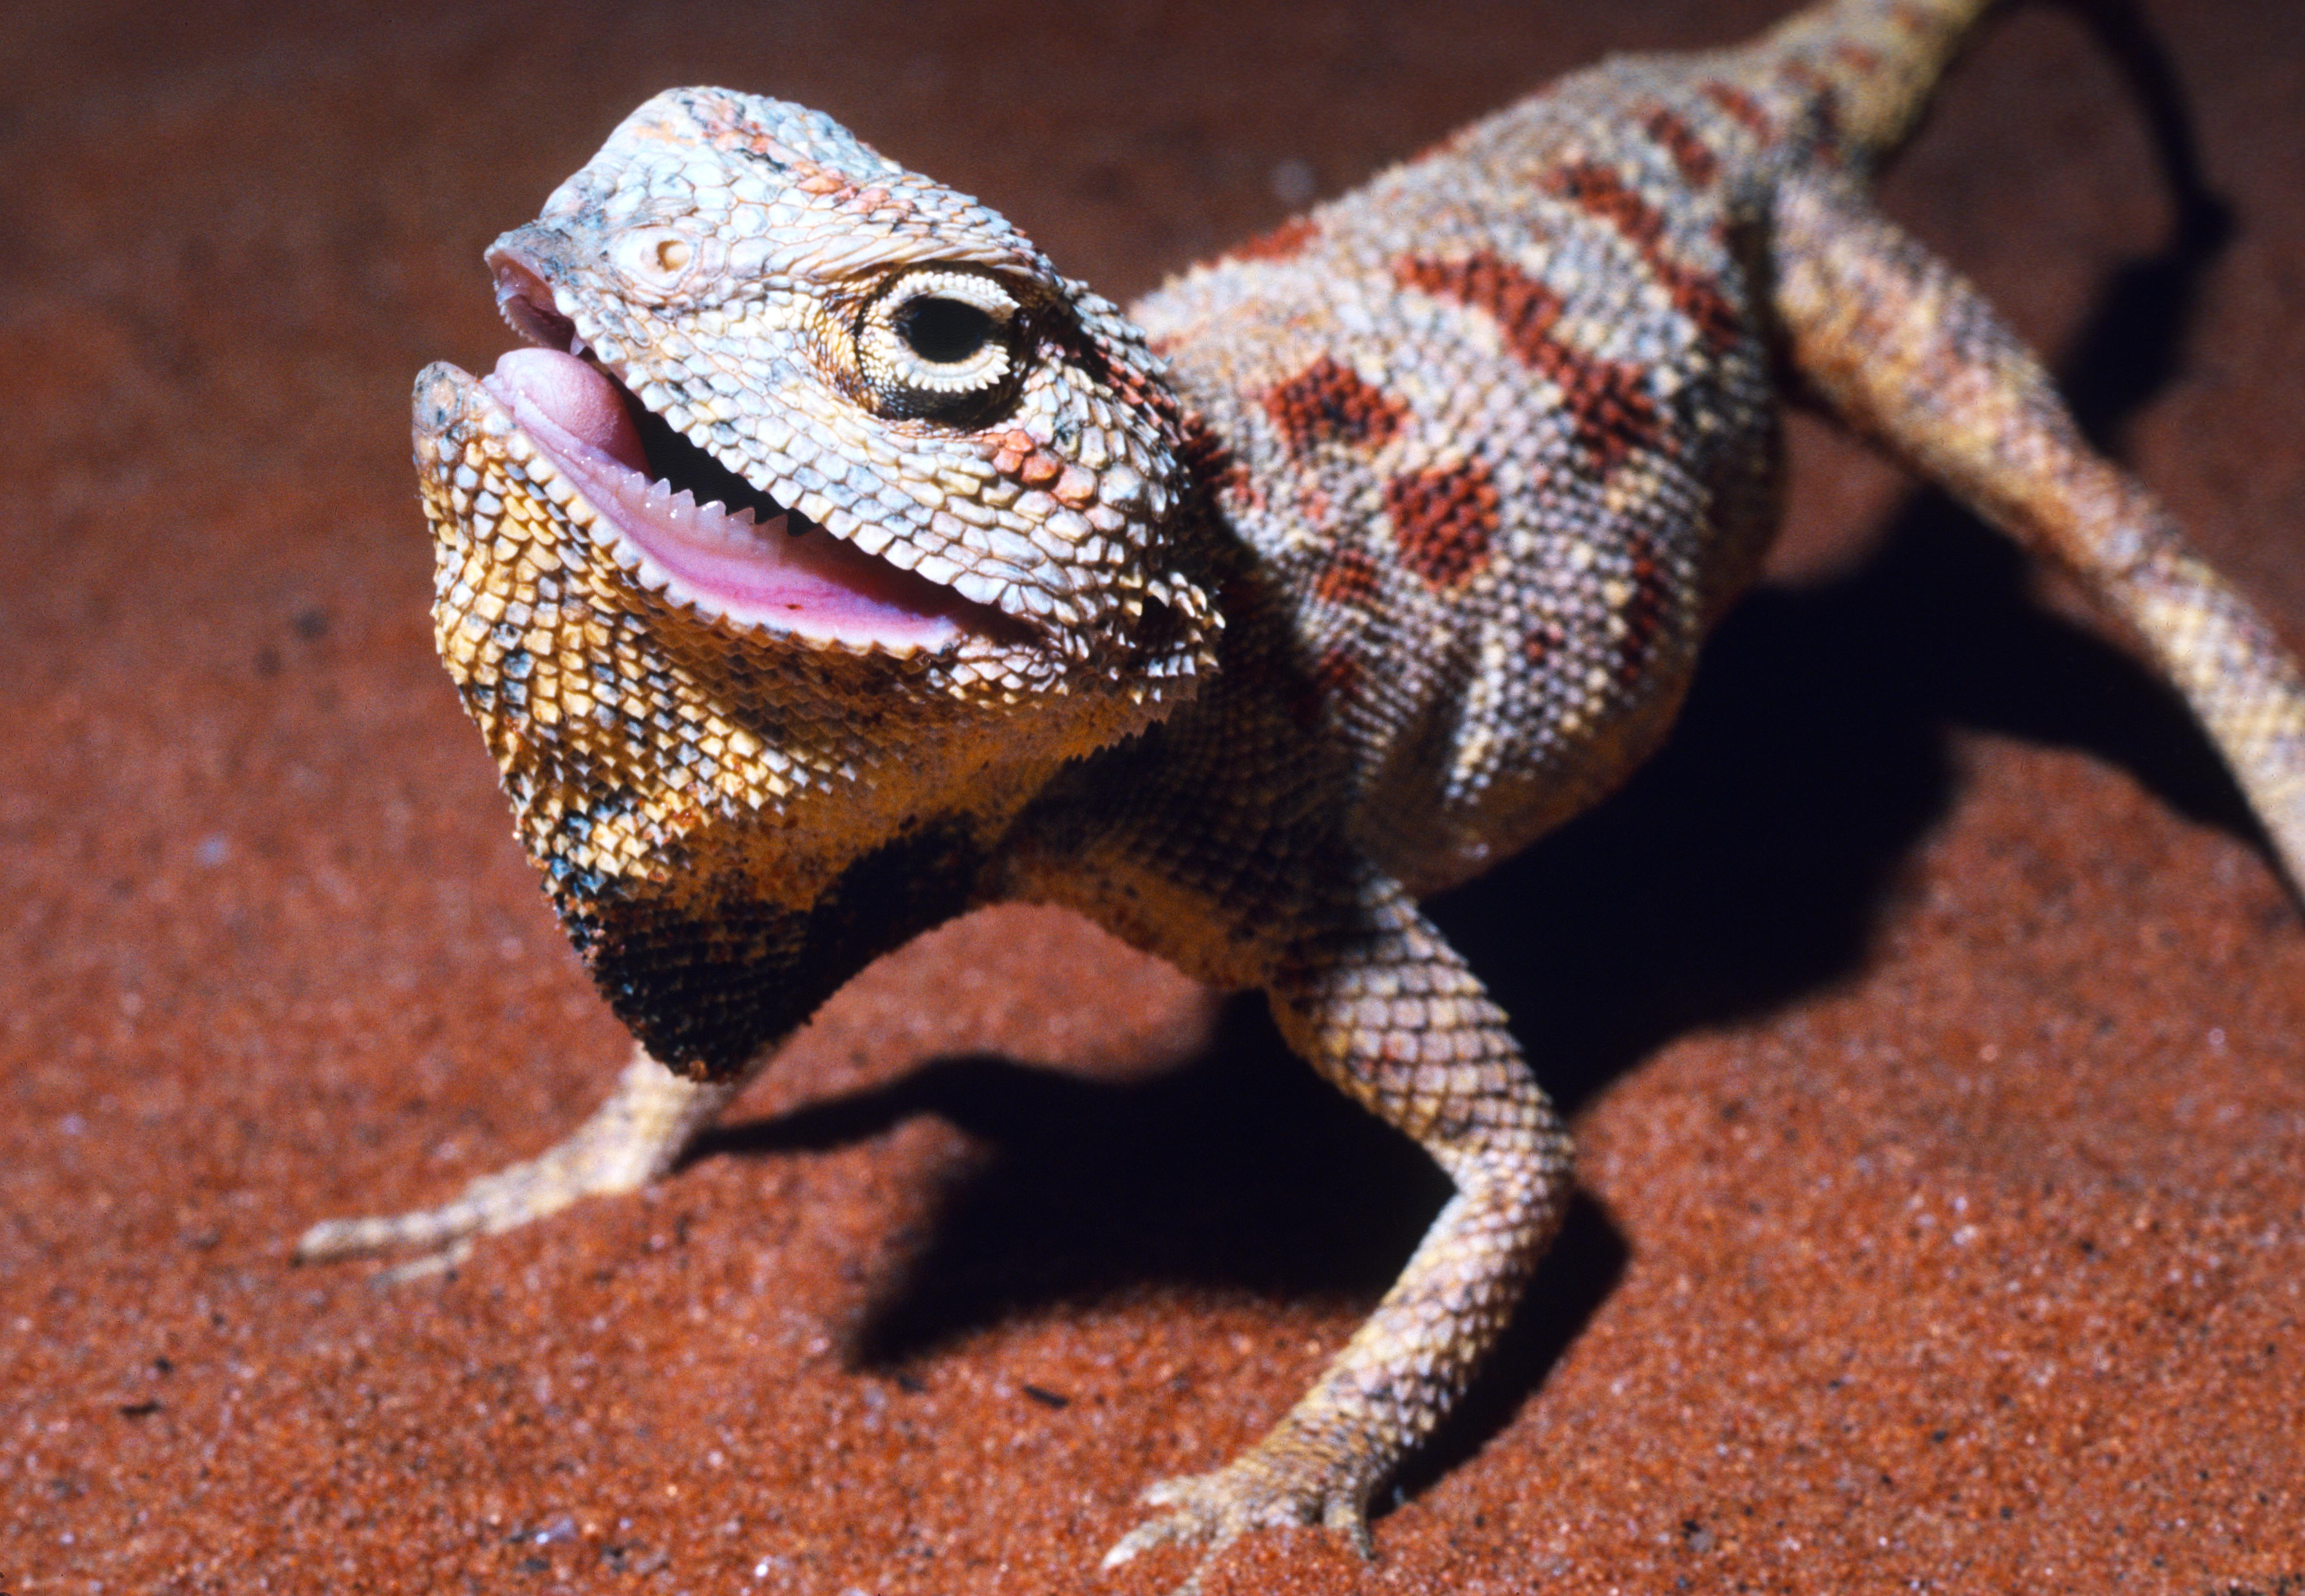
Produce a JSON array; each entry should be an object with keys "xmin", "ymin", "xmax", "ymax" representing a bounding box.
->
[{"xmin": 412, "ymin": 88, "xmax": 1222, "ymax": 1077}]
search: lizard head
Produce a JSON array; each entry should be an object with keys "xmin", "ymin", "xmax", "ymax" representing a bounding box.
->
[{"xmin": 411, "ymin": 89, "xmax": 1223, "ymax": 1078}]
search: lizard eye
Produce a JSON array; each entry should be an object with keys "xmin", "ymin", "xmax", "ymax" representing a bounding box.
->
[
  {"xmin": 857, "ymin": 268, "xmax": 1021, "ymax": 419},
  {"xmin": 898, "ymin": 297, "xmax": 993, "ymax": 363}
]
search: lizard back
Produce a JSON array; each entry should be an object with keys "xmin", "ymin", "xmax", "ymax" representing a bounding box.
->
[{"xmin": 1134, "ymin": 20, "xmax": 1957, "ymax": 893}]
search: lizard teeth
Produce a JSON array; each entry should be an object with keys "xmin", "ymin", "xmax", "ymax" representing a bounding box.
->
[
  {"xmin": 482, "ymin": 348, "xmax": 997, "ymax": 652},
  {"xmin": 657, "ymin": 491, "xmax": 789, "ymax": 551}
]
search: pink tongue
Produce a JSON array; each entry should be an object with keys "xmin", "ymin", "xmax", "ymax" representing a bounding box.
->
[
  {"xmin": 489, "ymin": 348, "xmax": 650, "ymax": 475},
  {"xmin": 477, "ymin": 344, "xmax": 994, "ymax": 651}
]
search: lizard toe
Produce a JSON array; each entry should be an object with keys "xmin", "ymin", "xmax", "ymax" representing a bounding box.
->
[{"xmin": 1102, "ymin": 1452, "xmax": 1376, "ymax": 1591}]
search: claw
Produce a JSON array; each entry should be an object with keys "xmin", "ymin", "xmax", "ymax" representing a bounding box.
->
[
  {"xmin": 1102, "ymin": 1452, "xmax": 1376, "ymax": 1592},
  {"xmin": 371, "ymin": 1237, "xmax": 473, "ymax": 1284},
  {"xmin": 1102, "ymin": 1515, "xmax": 1221, "ymax": 1596},
  {"xmin": 1100, "ymin": 1504, "xmax": 1206, "ymax": 1571}
]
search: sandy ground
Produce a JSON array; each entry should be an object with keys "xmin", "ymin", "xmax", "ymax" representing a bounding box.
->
[{"xmin": 3, "ymin": 1, "xmax": 2302, "ymax": 1591}]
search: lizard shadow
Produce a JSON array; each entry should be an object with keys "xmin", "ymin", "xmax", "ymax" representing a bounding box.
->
[
  {"xmin": 698, "ymin": 1004, "xmax": 1624, "ymax": 1373},
  {"xmin": 1436, "ymin": 499, "xmax": 2256, "ymax": 1120},
  {"xmin": 692, "ymin": 8, "xmax": 2247, "ymax": 1506}
]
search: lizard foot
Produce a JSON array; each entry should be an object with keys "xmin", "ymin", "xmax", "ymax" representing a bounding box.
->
[
  {"xmin": 1101, "ymin": 1448, "xmax": 1375, "ymax": 1595},
  {"xmin": 294, "ymin": 1128, "xmax": 638, "ymax": 1276},
  {"xmin": 295, "ymin": 1051, "xmax": 735, "ymax": 1276}
]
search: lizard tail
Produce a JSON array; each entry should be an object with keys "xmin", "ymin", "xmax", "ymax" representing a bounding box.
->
[{"xmin": 1730, "ymin": 0, "xmax": 2000, "ymax": 169}]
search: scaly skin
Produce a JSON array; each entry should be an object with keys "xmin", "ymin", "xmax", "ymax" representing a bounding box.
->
[{"xmin": 298, "ymin": 0, "xmax": 2305, "ymax": 1586}]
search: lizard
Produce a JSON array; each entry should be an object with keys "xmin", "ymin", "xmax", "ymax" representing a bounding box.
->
[{"xmin": 296, "ymin": 0, "xmax": 2305, "ymax": 1586}]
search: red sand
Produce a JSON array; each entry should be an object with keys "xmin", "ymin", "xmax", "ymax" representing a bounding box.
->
[{"xmin": 4, "ymin": 2, "xmax": 2301, "ymax": 1591}]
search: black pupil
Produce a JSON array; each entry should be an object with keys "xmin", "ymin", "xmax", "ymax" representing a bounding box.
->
[{"xmin": 898, "ymin": 297, "xmax": 993, "ymax": 364}]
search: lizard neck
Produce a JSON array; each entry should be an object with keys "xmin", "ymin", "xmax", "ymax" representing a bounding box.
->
[{"xmin": 553, "ymin": 804, "xmax": 996, "ymax": 1082}]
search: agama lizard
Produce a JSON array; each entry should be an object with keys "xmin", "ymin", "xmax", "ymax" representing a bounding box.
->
[{"xmin": 298, "ymin": 0, "xmax": 2305, "ymax": 1585}]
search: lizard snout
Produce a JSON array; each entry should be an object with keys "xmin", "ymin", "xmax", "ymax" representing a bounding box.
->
[{"xmin": 487, "ymin": 228, "xmax": 581, "ymax": 353}]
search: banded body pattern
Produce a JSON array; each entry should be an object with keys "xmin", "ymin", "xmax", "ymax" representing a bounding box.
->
[{"xmin": 1134, "ymin": 31, "xmax": 1928, "ymax": 891}]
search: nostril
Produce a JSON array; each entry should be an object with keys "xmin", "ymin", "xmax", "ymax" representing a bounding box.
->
[{"xmin": 488, "ymin": 252, "xmax": 577, "ymax": 352}]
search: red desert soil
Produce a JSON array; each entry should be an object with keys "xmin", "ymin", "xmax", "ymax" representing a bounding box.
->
[{"xmin": 3, "ymin": 1, "xmax": 2301, "ymax": 1591}]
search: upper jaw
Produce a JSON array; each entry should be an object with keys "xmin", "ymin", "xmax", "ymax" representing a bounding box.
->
[
  {"xmin": 490, "ymin": 246, "xmax": 584, "ymax": 355},
  {"xmin": 472, "ymin": 232, "xmax": 1026, "ymax": 656}
]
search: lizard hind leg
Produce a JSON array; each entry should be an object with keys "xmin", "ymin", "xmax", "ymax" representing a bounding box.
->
[
  {"xmin": 1769, "ymin": 171, "xmax": 2305, "ymax": 899},
  {"xmin": 294, "ymin": 1046, "xmax": 750, "ymax": 1279}
]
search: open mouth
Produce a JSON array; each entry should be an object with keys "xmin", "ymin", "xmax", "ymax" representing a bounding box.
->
[{"xmin": 480, "ymin": 255, "xmax": 1008, "ymax": 653}]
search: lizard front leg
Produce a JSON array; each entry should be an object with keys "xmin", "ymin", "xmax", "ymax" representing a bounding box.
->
[
  {"xmin": 296, "ymin": 1045, "xmax": 753, "ymax": 1276},
  {"xmin": 1105, "ymin": 871, "xmax": 1572, "ymax": 1587}
]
